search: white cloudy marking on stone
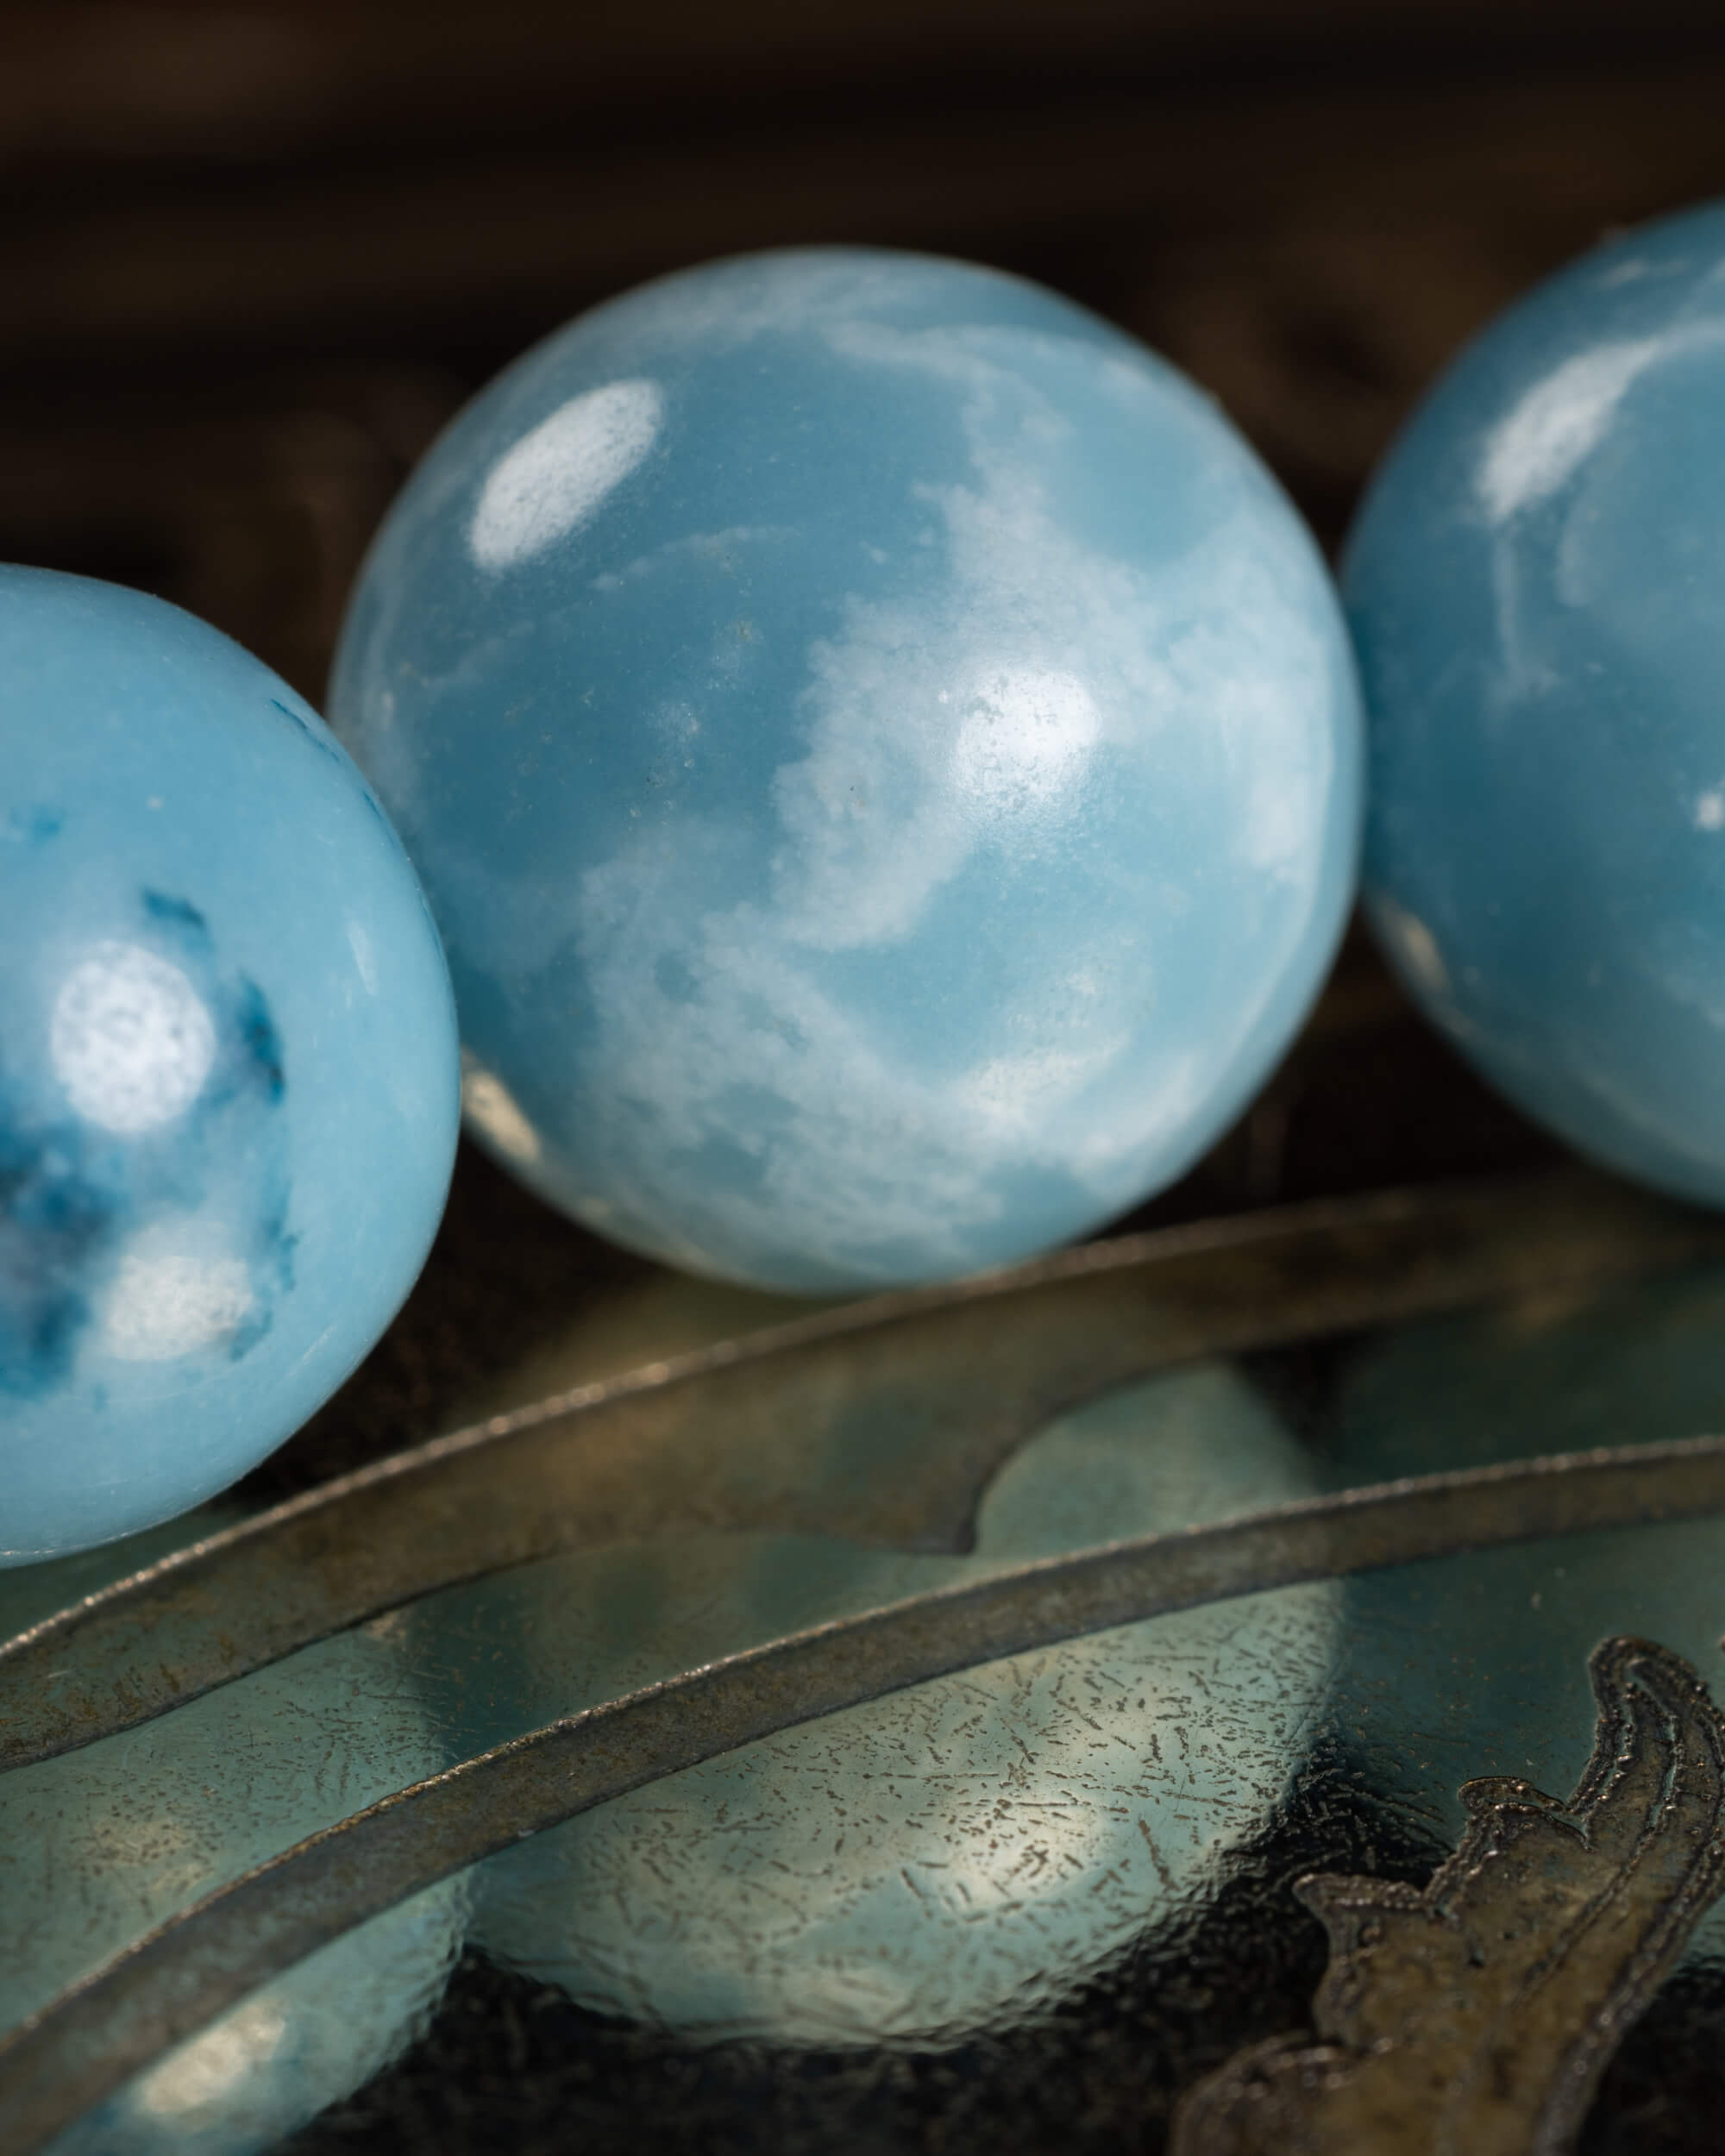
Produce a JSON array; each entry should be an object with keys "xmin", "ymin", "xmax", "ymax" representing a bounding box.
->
[
  {"xmin": 461, "ymin": 1056, "xmax": 543, "ymax": 1164},
  {"xmin": 103, "ymin": 1227, "xmax": 254, "ymax": 1362},
  {"xmin": 1479, "ymin": 340, "xmax": 1662, "ymax": 521},
  {"xmin": 765, "ymin": 449, "xmax": 1120, "ymax": 954},
  {"xmin": 955, "ymin": 1036, "xmax": 1126, "ymax": 1138},
  {"xmin": 1696, "ymin": 791, "xmax": 1725, "ymax": 832},
  {"xmin": 135, "ymin": 1996, "xmax": 289, "ymax": 2120},
  {"xmin": 619, "ymin": 251, "xmax": 988, "ymax": 354},
  {"xmin": 574, "ymin": 823, "xmax": 1188, "ymax": 1273},
  {"xmin": 1487, "ymin": 542, "xmax": 1562, "ymax": 706},
  {"xmin": 470, "ymin": 379, "xmax": 662, "ymax": 572},
  {"xmin": 566, "ymin": 318, "xmax": 1341, "ymax": 1272},
  {"xmin": 950, "ymin": 667, "xmax": 1099, "ymax": 810},
  {"xmin": 766, "ymin": 329, "xmax": 1332, "ymax": 954},
  {"xmin": 1068, "ymin": 1051, "xmax": 1203, "ymax": 1177},
  {"xmin": 52, "ymin": 943, "xmax": 216, "ymax": 1135},
  {"xmin": 591, "ymin": 523, "xmax": 796, "ymax": 593},
  {"xmin": 575, "ymin": 862, "xmax": 1001, "ymax": 1273}
]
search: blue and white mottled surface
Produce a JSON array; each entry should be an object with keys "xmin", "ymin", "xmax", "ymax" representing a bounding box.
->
[
  {"xmin": 1346, "ymin": 200, "xmax": 1725, "ymax": 1202},
  {"xmin": 332, "ymin": 248, "xmax": 1362, "ymax": 1292},
  {"xmin": 0, "ymin": 570, "xmax": 460, "ymax": 1561}
]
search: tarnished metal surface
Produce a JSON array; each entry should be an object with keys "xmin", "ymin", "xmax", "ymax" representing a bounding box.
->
[
  {"xmin": 2, "ymin": 1167, "xmax": 1717, "ymax": 1773},
  {"xmin": 10, "ymin": 1436, "xmax": 1725, "ymax": 2150},
  {"xmin": 1170, "ymin": 1636, "xmax": 1725, "ymax": 2155}
]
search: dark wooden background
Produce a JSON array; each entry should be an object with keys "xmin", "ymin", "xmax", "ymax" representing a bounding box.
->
[{"xmin": 7, "ymin": 0, "xmax": 1722, "ymax": 1461}]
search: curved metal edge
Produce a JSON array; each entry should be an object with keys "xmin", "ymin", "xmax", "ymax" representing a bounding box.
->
[
  {"xmin": 1168, "ymin": 1635, "xmax": 1725, "ymax": 2155},
  {"xmin": 5, "ymin": 1165, "xmax": 1717, "ymax": 1771},
  {"xmin": 9, "ymin": 1430, "xmax": 1725, "ymax": 2153}
]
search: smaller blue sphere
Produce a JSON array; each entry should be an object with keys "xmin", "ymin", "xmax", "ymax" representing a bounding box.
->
[
  {"xmin": 0, "ymin": 570, "xmax": 460, "ymax": 1562},
  {"xmin": 1347, "ymin": 200, "xmax": 1725, "ymax": 1203},
  {"xmin": 332, "ymin": 248, "xmax": 1361, "ymax": 1293}
]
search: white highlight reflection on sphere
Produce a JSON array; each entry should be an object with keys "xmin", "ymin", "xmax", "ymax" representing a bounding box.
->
[
  {"xmin": 132, "ymin": 1996, "xmax": 289, "ymax": 2124},
  {"xmin": 51, "ymin": 943, "xmax": 216, "ymax": 1136},
  {"xmin": 950, "ymin": 666, "xmax": 1100, "ymax": 812},
  {"xmin": 459, "ymin": 1055, "xmax": 541, "ymax": 1164},
  {"xmin": 469, "ymin": 379, "xmax": 663, "ymax": 572},
  {"xmin": 102, "ymin": 1225, "xmax": 254, "ymax": 1363}
]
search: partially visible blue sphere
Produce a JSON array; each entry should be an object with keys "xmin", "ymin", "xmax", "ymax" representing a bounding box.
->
[
  {"xmin": 1346, "ymin": 200, "xmax": 1725, "ymax": 1202},
  {"xmin": 332, "ymin": 248, "xmax": 1361, "ymax": 1293},
  {"xmin": 0, "ymin": 570, "xmax": 460, "ymax": 1562}
]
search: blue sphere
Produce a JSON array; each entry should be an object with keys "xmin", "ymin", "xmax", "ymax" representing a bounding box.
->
[
  {"xmin": 0, "ymin": 570, "xmax": 460, "ymax": 1562},
  {"xmin": 332, "ymin": 248, "xmax": 1361, "ymax": 1292},
  {"xmin": 1346, "ymin": 200, "xmax": 1725, "ymax": 1202}
]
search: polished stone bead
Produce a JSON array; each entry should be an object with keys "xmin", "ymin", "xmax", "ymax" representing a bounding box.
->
[
  {"xmin": 419, "ymin": 1363, "xmax": 1335, "ymax": 2046},
  {"xmin": 332, "ymin": 248, "xmax": 1361, "ymax": 1293},
  {"xmin": 1346, "ymin": 201, "xmax": 1725, "ymax": 1202},
  {"xmin": 0, "ymin": 570, "xmax": 460, "ymax": 1562}
]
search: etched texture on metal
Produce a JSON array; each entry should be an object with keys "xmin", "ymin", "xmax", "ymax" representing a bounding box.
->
[
  {"xmin": 2, "ymin": 1168, "xmax": 1714, "ymax": 1773},
  {"xmin": 14, "ymin": 1457, "xmax": 1725, "ymax": 2150},
  {"xmin": 8, "ymin": 1174, "xmax": 1725, "ymax": 2149},
  {"xmin": 1171, "ymin": 1637, "xmax": 1725, "ymax": 2156}
]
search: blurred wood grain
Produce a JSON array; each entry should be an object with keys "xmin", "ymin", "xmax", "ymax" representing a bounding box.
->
[
  {"xmin": 6, "ymin": 8, "xmax": 1725, "ymax": 698},
  {"xmin": 6, "ymin": 2, "xmax": 1724, "ymax": 170}
]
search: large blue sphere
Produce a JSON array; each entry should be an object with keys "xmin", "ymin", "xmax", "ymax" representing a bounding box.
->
[
  {"xmin": 1347, "ymin": 201, "xmax": 1725, "ymax": 1202},
  {"xmin": 332, "ymin": 248, "xmax": 1361, "ymax": 1292},
  {"xmin": 0, "ymin": 570, "xmax": 460, "ymax": 1562}
]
